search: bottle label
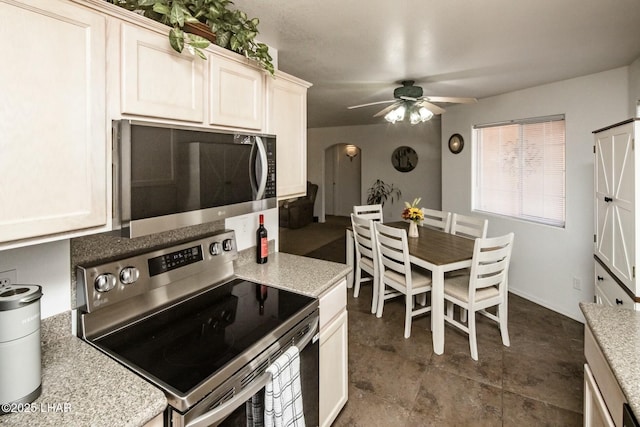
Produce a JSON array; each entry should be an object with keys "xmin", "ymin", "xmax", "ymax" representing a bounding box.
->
[{"xmin": 260, "ymin": 237, "xmax": 268, "ymax": 258}]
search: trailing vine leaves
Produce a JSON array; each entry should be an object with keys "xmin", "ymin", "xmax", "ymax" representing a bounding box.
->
[{"xmin": 107, "ymin": 0, "xmax": 274, "ymax": 74}]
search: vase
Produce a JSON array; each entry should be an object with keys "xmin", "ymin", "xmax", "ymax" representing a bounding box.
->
[{"xmin": 408, "ymin": 221, "xmax": 419, "ymax": 238}]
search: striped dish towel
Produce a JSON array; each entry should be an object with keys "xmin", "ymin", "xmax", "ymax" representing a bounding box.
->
[
  {"xmin": 264, "ymin": 346, "xmax": 306, "ymax": 427},
  {"xmin": 246, "ymin": 390, "xmax": 264, "ymax": 427}
]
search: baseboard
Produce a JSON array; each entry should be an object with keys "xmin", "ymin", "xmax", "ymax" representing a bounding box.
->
[{"xmin": 508, "ymin": 287, "xmax": 585, "ymax": 324}]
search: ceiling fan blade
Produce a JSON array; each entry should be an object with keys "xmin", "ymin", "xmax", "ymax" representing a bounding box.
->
[
  {"xmin": 347, "ymin": 99, "xmax": 397, "ymax": 109},
  {"xmin": 373, "ymin": 102, "xmax": 402, "ymax": 118},
  {"xmin": 423, "ymin": 96, "xmax": 478, "ymax": 104},
  {"xmin": 399, "ymin": 95, "xmax": 418, "ymax": 102},
  {"xmin": 416, "ymin": 100, "xmax": 446, "ymax": 115}
]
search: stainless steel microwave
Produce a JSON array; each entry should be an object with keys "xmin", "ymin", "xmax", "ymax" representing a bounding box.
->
[{"xmin": 112, "ymin": 120, "xmax": 276, "ymax": 238}]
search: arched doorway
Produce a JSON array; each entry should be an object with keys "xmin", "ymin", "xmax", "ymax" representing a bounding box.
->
[{"xmin": 324, "ymin": 143, "xmax": 361, "ymax": 217}]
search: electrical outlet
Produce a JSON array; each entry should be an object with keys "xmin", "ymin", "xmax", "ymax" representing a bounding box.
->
[
  {"xmin": 572, "ymin": 277, "xmax": 582, "ymax": 291},
  {"xmin": 0, "ymin": 269, "xmax": 17, "ymax": 287}
]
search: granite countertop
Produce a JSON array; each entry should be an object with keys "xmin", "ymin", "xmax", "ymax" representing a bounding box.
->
[
  {"xmin": 234, "ymin": 252, "xmax": 352, "ymax": 297},
  {"xmin": 0, "ymin": 312, "xmax": 166, "ymax": 427},
  {"xmin": 580, "ymin": 302, "xmax": 640, "ymax": 418}
]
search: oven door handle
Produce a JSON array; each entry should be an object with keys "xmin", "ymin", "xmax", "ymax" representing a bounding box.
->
[
  {"xmin": 186, "ymin": 317, "xmax": 319, "ymax": 427},
  {"xmin": 187, "ymin": 369, "xmax": 272, "ymax": 427}
]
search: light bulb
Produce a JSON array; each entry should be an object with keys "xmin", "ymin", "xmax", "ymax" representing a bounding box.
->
[{"xmin": 419, "ymin": 107, "xmax": 434, "ymax": 121}]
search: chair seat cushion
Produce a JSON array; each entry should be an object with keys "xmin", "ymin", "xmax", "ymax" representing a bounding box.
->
[
  {"xmin": 384, "ymin": 268, "xmax": 431, "ymax": 290},
  {"xmin": 443, "ymin": 274, "xmax": 499, "ymax": 302}
]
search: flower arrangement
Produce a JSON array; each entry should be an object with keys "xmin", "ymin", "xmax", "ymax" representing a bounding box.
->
[{"xmin": 401, "ymin": 197, "xmax": 424, "ymax": 223}]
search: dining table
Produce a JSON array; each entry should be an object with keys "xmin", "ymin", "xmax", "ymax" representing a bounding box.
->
[{"xmin": 346, "ymin": 221, "xmax": 476, "ymax": 355}]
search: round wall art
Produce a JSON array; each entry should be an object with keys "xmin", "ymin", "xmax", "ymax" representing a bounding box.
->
[{"xmin": 391, "ymin": 146, "xmax": 418, "ymax": 172}]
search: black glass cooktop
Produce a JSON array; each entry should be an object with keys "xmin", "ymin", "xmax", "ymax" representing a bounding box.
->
[{"xmin": 94, "ymin": 278, "xmax": 315, "ymax": 395}]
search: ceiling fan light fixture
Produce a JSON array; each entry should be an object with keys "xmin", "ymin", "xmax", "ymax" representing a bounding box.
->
[
  {"xmin": 407, "ymin": 103, "xmax": 434, "ymax": 124},
  {"xmin": 384, "ymin": 104, "xmax": 406, "ymax": 123},
  {"xmin": 419, "ymin": 106, "xmax": 434, "ymax": 121}
]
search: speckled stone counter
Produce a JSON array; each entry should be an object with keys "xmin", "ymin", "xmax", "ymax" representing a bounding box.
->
[
  {"xmin": 235, "ymin": 251, "xmax": 351, "ymax": 297},
  {"xmin": 0, "ymin": 312, "xmax": 166, "ymax": 427},
  {"xmin": 580, "ymin": 303, "xmax": 640, "ymax": 418}
]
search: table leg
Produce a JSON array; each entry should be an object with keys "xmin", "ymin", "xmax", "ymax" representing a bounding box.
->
[
  {"xmin": 431, "ymin": 266, "xmax": 445, "ymax": 355},
  {"xmin": 346, "ymin": 229, "xmax": 354, "ymax": 288}
]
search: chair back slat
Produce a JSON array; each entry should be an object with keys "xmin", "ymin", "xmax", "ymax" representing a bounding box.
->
[
  {"xmin": 450, "ymin": 213, "xmax": 488, "ymax": 239},
  {"xmin": 353, "ymin": 204, "xmax": 384, "ymax": 222},
  {"xmin": 373, "ymin": 223, "xmax": 412, "ymax": 282},
  {"xmin": 468, "ymin": 233, "xmax": 514, "ymax": 296},
  {"xmin": 351, "ymin": 214, "xmax": 376, "ymax": 261},
  {"xmin": 421, "ymin": 208, "xmax": 451, "ymax": 232}
]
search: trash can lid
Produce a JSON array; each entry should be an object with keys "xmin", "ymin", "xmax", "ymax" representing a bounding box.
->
[{"xmin": 0, "ymin": 285, "xmax": 43, "ymax": 311}]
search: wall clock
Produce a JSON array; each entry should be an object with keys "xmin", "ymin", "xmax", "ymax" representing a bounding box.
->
[
  {"xmin": 391, "ymin": 146, "xmax": 418, "ymax": 172},
  {"xmin": 448, "ymin": 133, "xmax": 464, "ymax": 154}
]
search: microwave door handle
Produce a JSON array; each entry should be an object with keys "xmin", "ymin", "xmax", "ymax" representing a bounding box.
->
[
  {"xmin": 253, "ymin": 136, "xmax": 268, "ymax": 200},
  {"xmin": 186, "ymin": 370, "xmax": 273, "ymax": 427}
]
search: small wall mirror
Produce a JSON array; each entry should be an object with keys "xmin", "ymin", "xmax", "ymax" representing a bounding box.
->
[{"xmin": 391, "ymin": 146, "xmax": 418, "ymax": 172}]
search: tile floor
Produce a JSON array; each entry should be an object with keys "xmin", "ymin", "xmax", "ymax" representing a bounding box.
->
[{"xmin": 280, "ymin": 216, "xmax": 586, "ymax": 426}]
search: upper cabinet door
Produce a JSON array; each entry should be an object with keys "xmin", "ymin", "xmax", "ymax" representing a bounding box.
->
[
  {"xmin": 267, "ymin": 74, "xmax": 311, "ymax": 199},
  {"xmin": 121, "ymin": 23, "xmax": 205, "ymax": 122},
  {"xmin": 0, "ymin": 0, "xmax": 107, "ymax": 247},
  {"xmin": 209, "ymin": 56, "xmax": 264, "ymax": 130},
  {"xmin": 594, "ymin": 122, "xmax": 636, "ymax": 292}
]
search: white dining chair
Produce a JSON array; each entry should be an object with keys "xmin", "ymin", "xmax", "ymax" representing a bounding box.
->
[
  {"xmin": 350, "ymin": 213, "xmax": 380, "ymax": 313},
  {"xmin": 373, "ymin": 222, "xmax": 432, "ymax": 338},
  {"xmin": 353, "ymin": 204, "xmax": 383, "ymax": 222},
  {"xmin": 443, "ymin": 232, "xmax": 515, "ymax": 360},
  {"xmin": 450, "ymin": 213, "xmax": 488, "ymax": 239},
  {"xmin": 421, "ymin": 208, "xmax": 452, "ymax": 232}
]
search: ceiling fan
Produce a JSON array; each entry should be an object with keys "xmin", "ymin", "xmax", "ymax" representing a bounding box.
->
[{"xmin": 347, "ymin": 80, "xmax": 477, "ymax": 124}]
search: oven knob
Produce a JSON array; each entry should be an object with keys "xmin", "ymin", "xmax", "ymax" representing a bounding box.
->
[
  {"xmin": 209, "ymin": 242, "xmax": 222, "ymax": 256},
  {"xmin": 95, "ymin": 273, "xmax": 117, "ymax": 293},
  {"xmin": 120, "ymin": 266, "xmax": 139, "ymax": 285},
  {"xmin": 222, "ymin": 239, "xmax": 234, "ymax": 252}
]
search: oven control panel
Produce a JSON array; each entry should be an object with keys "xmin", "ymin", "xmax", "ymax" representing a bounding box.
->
[
  {"xmin": 76, "ymin": 230, "xmax": 238, "ymax": 313},
  {"xmin": 148, "ymin": 245, "xmax": 204, "ymax": 277}
]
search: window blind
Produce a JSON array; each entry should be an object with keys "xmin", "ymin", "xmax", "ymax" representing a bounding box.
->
[{"xmin": 473, "ymin": 116, "xmax": 566, "ymax": 227}]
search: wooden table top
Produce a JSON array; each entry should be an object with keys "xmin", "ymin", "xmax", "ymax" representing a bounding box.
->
[{"xmin": 385, "ymin": 221, "xmax": 475, "ymax": 266}]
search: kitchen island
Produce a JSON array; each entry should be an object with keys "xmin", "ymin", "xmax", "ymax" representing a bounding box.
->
[
  {"xmin": 0, "ymin": 251, "xmax": 350, "ymax": 427},
  {"xmin": 581, "ymin": 302, "xmax": 640, "ymax": 424}
]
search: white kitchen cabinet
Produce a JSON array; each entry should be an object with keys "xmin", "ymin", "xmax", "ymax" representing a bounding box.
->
[
  {"xmin": 319, "ymin": 278, "xmax": 348, "ymax": 427},
  {"xmin": 0, "ymin": 0, "xmax": 107, "ymax": 248},
  {"xmin": 267, "ymin": 72, "xmax": 312, "ymax": 199},
  {"xmin": 594, "ymin": 119, "xmax": 640, "ymax": 308},
  {"xmin": 594, "ymin": 259, "xmax": 636, "ymax": 309},
  {"xmin": 120, "ymin": 23, "xmax": 205, "ymax": 122},
  {"xmin": 209, "ymin": 55, "xmax": 264, "ymax": 130},
  {"xmin": 584, "ymin": 363, "xmax": 615, "ymax": 427},
  {"xmin": 584, "ymin": 326, "xmax": 626, "ymax": 426}
]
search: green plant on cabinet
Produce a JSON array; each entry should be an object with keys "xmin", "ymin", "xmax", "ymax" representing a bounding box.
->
[{"xmin": 108, "ymin": 0, "xmax": 274, "ymax": 75}]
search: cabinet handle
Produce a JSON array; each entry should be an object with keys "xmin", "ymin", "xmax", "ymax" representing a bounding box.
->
[
  {"xmin": 604, "ymin": 196, "xmax": 613, "ymax": 202},
  {"xmin": 615, "ymin": 298, "xmax": 623, "ymax": 305},
  {"xmin": 597, "ymin": 276, "xmax": 604, "ymax": 281}
]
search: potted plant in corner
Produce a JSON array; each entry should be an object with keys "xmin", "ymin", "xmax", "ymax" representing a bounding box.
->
[
  {"xmin": 366, "ymin": 179, "xmax": 402, "ymax": 207},
  {"xmin": 107, "ymin": 0, "xmax": 274, "ymax": 75}
]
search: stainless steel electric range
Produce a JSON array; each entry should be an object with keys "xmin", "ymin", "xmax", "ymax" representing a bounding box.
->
[{"xmin": 76, "ymin": 230, "xmax": 319, "ymax": 427}]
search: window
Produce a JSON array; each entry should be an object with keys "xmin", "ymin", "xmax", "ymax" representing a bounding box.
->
[{"xmin": 473, "ymin": 115, "xmax": 566, "ymax": 227}]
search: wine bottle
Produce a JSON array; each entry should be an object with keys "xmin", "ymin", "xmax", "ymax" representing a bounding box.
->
[{"xmin": 256, "ymin": 214, "xmax": 268, "ymax": 264}]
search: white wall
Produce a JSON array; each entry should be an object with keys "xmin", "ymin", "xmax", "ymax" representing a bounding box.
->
[
  {"xmin": 0, "ymin": 239, "xmax": 71, "ymax": 319},
  {"xmin": 308, "ymin": 120, "xmax": 442, "ymax": 222},
  {"xmin": 442, "ymin": 67, "xmax": 630, "ymax": 322},
  {"xmin": 629, "ymin": 57, "xmax": 640, "ymax": 116}
]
